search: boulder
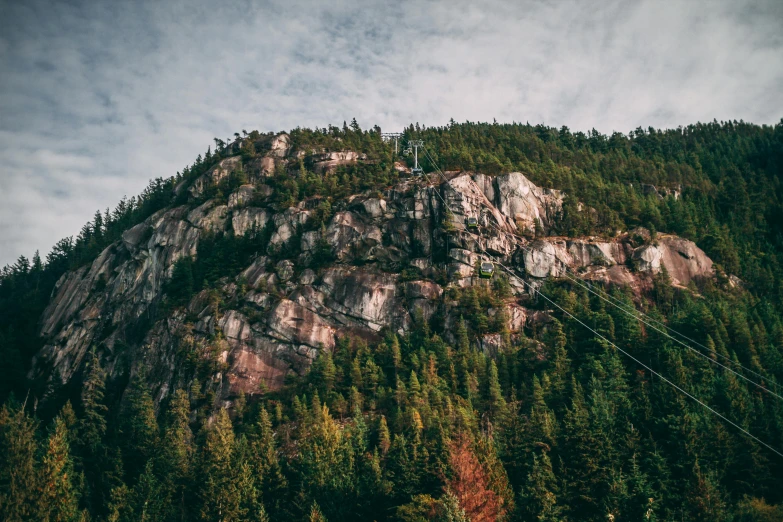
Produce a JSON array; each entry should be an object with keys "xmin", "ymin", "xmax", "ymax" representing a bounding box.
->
[
  {"xmin": 312, "ymin": 151, "xmax": 359, "ymax": 172},
  {"xmin": 270, "ymin": 208, "xmax": 311, "ymax": 248},
  {"xmin": 276, "ymin": 260, "xmax": 295, "ymax": 282},
  {"xmin": 523, "ymin": 240, "xmax": 567, "ymax": 278},
  {"xmin": 362, "ymin": 198, "xmax": 387, "ymax": 219},
  {"xmin": 495, "ymin": 172, "xmax": 563, "ymax": 232},
  {"xmin": 635, "ymin": 236, "xmax": 713, "ymax": 286},
  {"xmin": 239, "ymin": 257, "xmax": 269, "ymax": 288},
  {"xmin": 634, "ymin": 244, "xmax": 663, "ymax": 273},
  {"xmin": 567, "ymin": 239, "xmax": 626, "ymax": 267},
  {"xmin": 298, "ymin": 269, "xmax": 317, "ymax": 285},
  {"xmin": 405, "ymin": 280, "xmax": 443, "ymax": 300},
  {"xmin": 188, "ymin": 156, "xmax": 243, "ymax": 197},
  {"xmin": 300, "ymin": 230, "xmax": 320, "ymax": 253},
  {"xmin": 187, "ymin": 200, "xmax": 228, "ymax": 232},
  {"xmin": 270, "ymin": 133, "xmax": 290, "ymax": 157},
  {"xmin": 248, "ymin": 156, "xmax": 277, "ymax": 178},
  {"xmin": 232, "ymin": 207, "xmax": 270, "ymax": 237},
  {"xmin": 228, "ymin": 184, "xmax": 256, "ymax": 209}
]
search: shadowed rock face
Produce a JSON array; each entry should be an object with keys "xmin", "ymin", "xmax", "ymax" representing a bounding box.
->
[{"xmin": 31, "ymin": 158, "xmax": 719, "ymax": 410}]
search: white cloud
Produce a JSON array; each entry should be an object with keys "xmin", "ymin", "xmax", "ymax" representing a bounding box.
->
[{"xmin": 0, "ymin": 0, "xmax": 781, "ymax": 265}]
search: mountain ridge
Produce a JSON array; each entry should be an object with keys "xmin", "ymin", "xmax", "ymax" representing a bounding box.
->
[{"xmin": 29, "ymin": 129, "xmax": 716, "ymax": 412}]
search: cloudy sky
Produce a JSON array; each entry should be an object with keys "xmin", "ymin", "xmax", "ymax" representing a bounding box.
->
[{"xmin": 1, "ymin": 0, "xmax": 781, "ymax": 266}]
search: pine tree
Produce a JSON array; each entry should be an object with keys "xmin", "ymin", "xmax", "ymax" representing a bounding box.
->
[
  {"xmin": 519, "ymin": 451, "xmax": 561, "ymax": 522},
  {"xmin": 321, "ymin": 351, "xmax": 336, "ymax": 395},
  {"xmin": 309, "ymin": 501, "xmax": 328, "ymax": 522},
  {"xmin": 78, "ymin": 351, "xmax": 107, "ymax": 450},
  {"xmin": 0, "ymin": 405, "xmax": 40, "ymax": 522},
  {"xmin": 129, "ymin": 460, "xmax": 166, "ymax": 522},
  {"xmin": 249, "ymin": 406, "xmax": 286, "ymax": 514},
  {"xmin": 484, "ymin": 359, "xmax": 507, "ymax": 419},
  {"xmin": 544, "ymin": 319, "xmax": 570, "ymax": 411},
  {"xmin": 37, "ymin": 415, "xmax": 80, "ymax": 522},
  {"xmin": 295, "ymin": 405, "xmax": 356, "ymax": 519},
  {"xmin": 121, "ymin": 373, "xmax": 160, "ymax": 480},
  {"xmin": 197, "ymin": 409, "xmax": 243, "ymax": 521},
  {"xmin": 234, "ymin": 437, "xmax": 268, "ymax": 522},
  {"xmin": 438, "ymin": 491, "xmax": 469, "ymax": 522},
  {"xmin": 158, "ymin": 389, "xmax": 193, "ymax": 520},
  {"xmin": 378, "ymin": 415, "xmax": 391, "ymax": 455},
  {"xmin": 527, "ymin": 375, "xmax": 555, "ymax": 451},
  {"xmin": 77, "ymin": 350, "xmax": 110, "ymax": 511}
]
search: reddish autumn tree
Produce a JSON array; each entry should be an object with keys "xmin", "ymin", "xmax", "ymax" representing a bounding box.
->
[{"xmin": 446, "ymin": 434, "xmax": 505, "ymax": 522}]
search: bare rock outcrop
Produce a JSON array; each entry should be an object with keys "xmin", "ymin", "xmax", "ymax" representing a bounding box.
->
[
  {"xmin": 269, "ymin": 208, "xmax": 311, "ymax": 248},
  {"xmin": 232, "ymin": 207, "xmax": 270, "ymax": 237},
  {"xmin": 266, "ymin": 299, "xmax": 335, "ymax": 351},
  {"xmin": 494, "ymin": 172, "xmax": 563, "ymax": 233},
  {"xmin": 634, "ymin": 235, "xmax": 713, "ymax": 286},
  {"xmin": 33, "ymin": 206, "xmax": 201, "ymax": 390},
  {"xmin": 187, "ymin": 200, "xmax": 228, "ymax": 232},
  {"xmin": 228, "ymin": 184, "xmax": 256, "ymax": 209},
  {"xmin": 189, "ymin": 156, "xmax": 243, "ymax": 198},
  {"xmin": 326, "ymin": 211, "xmax": 382, "ymax": 262},
  {"xmin": 312, "ymin": 151, "xmax": 359, "ymax": 173},
  {"xmin": 30, "ymin": 152, "xmax": 722, "ymax": 408}
]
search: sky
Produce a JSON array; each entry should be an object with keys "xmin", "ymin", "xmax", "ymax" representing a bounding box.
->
[{"xmin": 1, "ymin": 0, "xmax": 782, "ymax": 267}]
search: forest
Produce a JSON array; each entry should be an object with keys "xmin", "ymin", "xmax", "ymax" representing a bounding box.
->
[{"xmin": 1, "ymin": 119, "xmax": 783, "ymax": 521}]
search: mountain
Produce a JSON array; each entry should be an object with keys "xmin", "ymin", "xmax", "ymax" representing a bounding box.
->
[{"xmin": 1, "ymin": 121, "xmax": 782, "ymax": 521}]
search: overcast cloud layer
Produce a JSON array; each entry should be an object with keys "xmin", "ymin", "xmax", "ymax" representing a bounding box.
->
[{"xmin": 1, "ymin": 0, "xmax": 782, "ymax": 266}]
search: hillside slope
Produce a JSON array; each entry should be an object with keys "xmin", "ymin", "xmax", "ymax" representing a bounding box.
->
[
  {"xmin": 30, "ymin": 137, "xmax": 715, "ymax": 411},
  {"xmin": 2, "ymin": 121, "xmax": 782, "ymax": 522}
]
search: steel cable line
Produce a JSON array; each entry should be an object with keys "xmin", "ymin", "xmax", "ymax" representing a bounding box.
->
[
  {"xmin": 481, "ymin": 218, "xmax": 783, "ymax": 402},
  {"xmin": 413, "ymin": 143, "xmax": 783, "ymax": 456},
  {"xmin": 498, "ymin": 257, "xmax": 783, "ymax": 458},
  {"xmin": 416, "ymin": 144, "xmax": 783, "ymax": 456},
  {"xmin": 419, "ymin": 145, "xmax": 781, "ymax": 398}
]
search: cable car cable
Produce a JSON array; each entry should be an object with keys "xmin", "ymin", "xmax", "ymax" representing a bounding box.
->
[
  {"xmin": 420, "ymin": 145, "xmax": 780, "ymax": 397},
  {"xmin": 417, "ymin": 144, "xmax": 783, "ymax": 457}
]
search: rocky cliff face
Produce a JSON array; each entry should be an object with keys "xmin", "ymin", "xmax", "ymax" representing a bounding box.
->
[{"xmin": 31, "ymin": 133, "xmax": 716, "ymax": 409}]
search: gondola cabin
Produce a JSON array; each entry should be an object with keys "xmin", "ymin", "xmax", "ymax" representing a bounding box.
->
[
  {"xmin": 467, "ymin": 216, "xmax": 478, "ymax": 229},
  {"xmin": 411, "ymin": 167, "xmax": 423, "ymax": 176},
  {"xmin": 479, "ymin": 261, "xmax": 495, "ymax": 278}
]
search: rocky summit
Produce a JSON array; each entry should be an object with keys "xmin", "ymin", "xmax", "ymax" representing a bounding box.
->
[{"xmin": 30, "ymin": 131, "xmax": 715, "ymax": 409}]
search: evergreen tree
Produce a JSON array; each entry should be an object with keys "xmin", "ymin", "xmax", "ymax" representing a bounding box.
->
[
  {"xmin": 37, "ymin": 415, "xmax": 80, "ymax": 522},
  {"xmin": 249, "ymin": 406, "xmax": 286, "ymax": 515},
  {"xmin": 121, "ymin": 373, "xmax": 160, "ymax": 480},
  {"xmin": 76, "ymin": 349, "xmax": 110, "ymax": 512},
  {"xmin": 197, "ymin": 409, "xmax": 244, "ymax": 521},
  {"xmin": 519, "ymin": 451, "xmax": 561, "ymax": 522},
  {"xmin": 158, "ymin": 389, "xmax": 193, "ymax": 520},
  {"xmin": 0, "ymin": 405, "xmax": 40, "ymax": 521}
]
